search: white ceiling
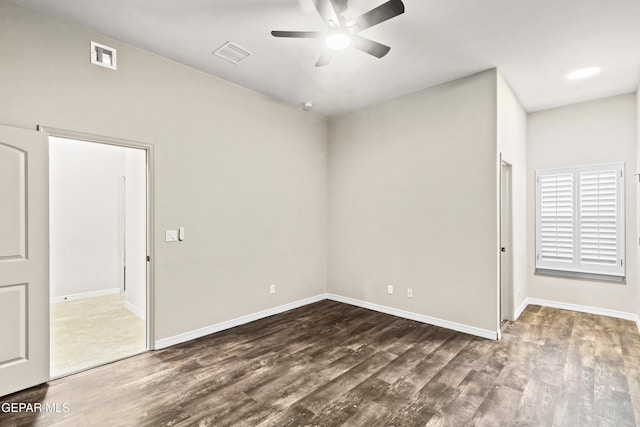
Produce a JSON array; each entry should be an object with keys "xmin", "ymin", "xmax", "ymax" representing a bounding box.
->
[{"xmin": 11, "ymin": 0, "xmax": 640, "ymax": 116}]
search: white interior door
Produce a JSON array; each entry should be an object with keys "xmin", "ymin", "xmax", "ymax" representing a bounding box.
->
[
  {"xmin": 500, "ymin": 161, "xmax": 513, "ymax": 322},
  {"xmin": 0, "ymin": 124, "xmax": 49, "ymax": 397}
]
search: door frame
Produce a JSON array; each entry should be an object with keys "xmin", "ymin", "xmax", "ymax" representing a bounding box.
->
[
  {"xmin": 499, "ymin": 156, "xmax": 514, "ymax": 325},
  {"xmin": 40, "ymin": 126, "xmax": 156, "ymax": 353}
]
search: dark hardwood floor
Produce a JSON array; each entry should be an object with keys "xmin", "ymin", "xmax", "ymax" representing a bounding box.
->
[{"xmin": 1, "ymin": 300, "xmax": 639, "ymax": 426}]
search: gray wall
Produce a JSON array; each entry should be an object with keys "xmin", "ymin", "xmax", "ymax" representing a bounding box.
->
[
  {"xmin": 4, "ymin": 0, "xmax": 636, "ymax": 345},
  {"xmin": 0, "ymin": 0, "xmax": 328, "ymax": 341},
  {"xmin": 527, "ymin": 94, "xmax": 638, "ymax": 314},
  {"xmin": 328, "ymin": 70, "xmax": 499, "ymax": 333}
]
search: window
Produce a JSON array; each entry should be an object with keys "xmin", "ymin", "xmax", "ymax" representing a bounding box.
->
[{"xmin": 535, "ymin": 163, "xmax": 625, "ymax": 278}]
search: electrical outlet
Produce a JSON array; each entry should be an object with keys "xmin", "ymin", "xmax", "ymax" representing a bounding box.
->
[
  {"xmin": 407, "ymin": 288, "xmax": 413, "ymax": 298},
  {"xmin": 387, "ymin": 284, "xmax": 393, "ymax": 294},
  {"xmin": 269, "ymin": 284, "xmax": 276, "ymax": 294}
]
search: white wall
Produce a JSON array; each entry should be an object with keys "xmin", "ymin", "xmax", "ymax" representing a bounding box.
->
[
  {"xmin": 527, "ymin": 94, "xmax": 638, "ymax": 315},
  {"xmin": 0, "ymin": 0, "xmax": 328, "ymax": 341},
  {"xmin": 124, "ymin": 148, "xmax": 147, "ymax": 318},
  {"xmin": 50, "ymin": 138, "xmax": 147, "ymax": 308},
  {"xmin": 50, "ymin": 137, "xmax": 125, "ymax": 298},
  {"xmin": 497, "ymin": 73, "xmax": 528, "ymax": 317},
  {"xmin": 328, "ymin": 70, "xmax": 499, "ymax": 334}
]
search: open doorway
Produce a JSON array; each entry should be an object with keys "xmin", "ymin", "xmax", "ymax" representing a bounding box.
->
[{"xmin": 49, "ymin": 136, "xmax": 148, "ymax": 377}]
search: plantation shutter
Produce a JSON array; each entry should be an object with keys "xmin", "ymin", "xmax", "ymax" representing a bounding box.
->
[
  {"xmin": 579, "ymin": 169, "xmax": 618, "ymax": 266},
  {"xmin": 539, "ymin": 173, "xmax": 574, "ymax": 264},
  {"xmin": 535, "ymin": 163, "xmax": 624, "ymax": 278}
]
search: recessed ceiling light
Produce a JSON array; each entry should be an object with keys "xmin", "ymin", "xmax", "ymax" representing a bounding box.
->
[
  {"xmin": 566, "ymin": 66, "xmax": 601, "ymax": 80},
  {"xmin": 326, "ymin": 33, "xmax": 350, "ymax": 50}
]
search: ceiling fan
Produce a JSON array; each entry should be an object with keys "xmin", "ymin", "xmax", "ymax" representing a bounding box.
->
[{"xmin": 271, "ymin": 0, "xmax": 405, "ymax": 66}]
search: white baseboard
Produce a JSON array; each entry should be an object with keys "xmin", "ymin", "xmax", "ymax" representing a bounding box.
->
[
  {"xmin": 50, "ymin": 288, "xmax": 120, "ymax": 304},
  {"xmin": 514, "ymin": 298, "xmax": 528, "ymax": 320},
  {"xmin": 154, "ymin": 294, "xmax": 327, "ymax": 350},
  {"xmin": 327, "ymin": 294, "xmax": 498, "ymax": 340},
  {"xmin": 157, "ymin": 294, "xmax": 640, "ymax": 352},
  {"xmin": 526, "ymin": 298, "xmax": 640, "ymax": 329},
  {"xmin": 124, "ymin": 301, "xmax": 145, "ymax": 319}
]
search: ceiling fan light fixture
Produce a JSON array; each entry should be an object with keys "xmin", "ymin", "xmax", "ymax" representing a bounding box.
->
[
  {"xmin": 271, "ymin": 0, "xmax": 404, "ymax": 65},
  {"xmin": 566, "ymin": 66, "xmax": 601, "ymax": 80},
  {"xmin": 326, "ymin": 33, "xmax": 351, "ymax": 50}
]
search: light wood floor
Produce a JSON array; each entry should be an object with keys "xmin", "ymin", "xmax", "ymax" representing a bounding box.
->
[
  {"xmin": 2, "ymin": 300, "xmax": 639, "ymax": 426},
  {"xmin": 50, "ymin": 293, "xmax": 146, "ymax": 378}
]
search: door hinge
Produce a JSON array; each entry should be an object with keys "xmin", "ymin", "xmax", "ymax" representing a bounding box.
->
[
  {"xmin": 536, "ymin": 253, "xmax": 539, "ymax": 260},
  {"xmin": 146, "ymin": 255, "xmax": 150, "ymax": 262},
  {"xmin": 621, "ymin": 259, "xmax": 624, "ymax": 267}
]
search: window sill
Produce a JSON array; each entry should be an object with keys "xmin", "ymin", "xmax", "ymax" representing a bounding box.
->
[{"xmin": 535, "ymin": 268, "xmax": 625, "ymax": 283}]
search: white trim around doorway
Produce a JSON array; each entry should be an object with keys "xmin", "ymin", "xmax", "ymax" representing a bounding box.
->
[{"xmin": 39, "ymin": 125, "xmax": 156, "ymax": 351}]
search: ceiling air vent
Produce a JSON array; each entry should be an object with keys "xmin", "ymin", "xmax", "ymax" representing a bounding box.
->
[{"xmin": 213, "ymin": 42, "xmax": 252, "ymax": 65}]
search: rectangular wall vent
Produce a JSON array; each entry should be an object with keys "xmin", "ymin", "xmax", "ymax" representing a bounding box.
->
[
  {"xmin": 91, "ymin": 41, "xmax": 117, "ymax": 70},
  {"xmin": 213, "ymin": 41, "xmax": 252, "ymax": 65}
]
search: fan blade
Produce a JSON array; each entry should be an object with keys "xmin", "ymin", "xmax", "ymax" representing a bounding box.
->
[
  {"xmin": 315, "ymin": 49, "xmax": 333, "ymax": 67},
  {"xmin": 346, "ymin": 0, "xmax": 405, "ymax": 33},
  {"xmin": 312, "ymin": 0, "xmax": 340, "ymax": 27},
  {"xmin": 350, "ymin": 34, "xmax": 391, "ymax": 58},
  {"xmin": 271, "ymin": 30, "xmax": 324, "ymax": 38}
]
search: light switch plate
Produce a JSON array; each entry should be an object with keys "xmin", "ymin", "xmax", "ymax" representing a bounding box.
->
[{"xmin": 165, "ymin": 229, "xmax": 178, "ymax": 242}]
